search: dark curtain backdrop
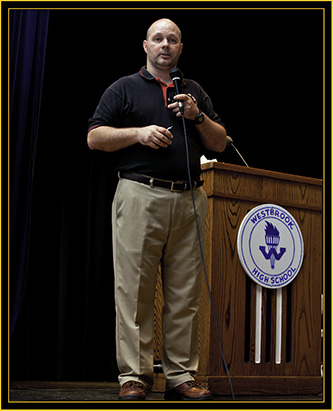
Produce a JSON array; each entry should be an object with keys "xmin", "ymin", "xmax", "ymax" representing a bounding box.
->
[
  {"xmin": 10, "ymin": 10, "xmax": 50, "ymax": 337},
  {"xmin": 10, "ymin": 6, "xmax": 326, "ymax": 382}
]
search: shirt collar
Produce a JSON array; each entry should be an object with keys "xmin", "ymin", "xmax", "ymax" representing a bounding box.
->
[
  {"xmin": 139, "ymin": 66, "xmax": 155, "ymax": 81},
  {"xmin": 139, "ymin": 66, "xmax": 186, "ymax": 86}
]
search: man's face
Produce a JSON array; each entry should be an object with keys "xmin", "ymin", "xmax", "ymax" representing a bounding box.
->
[{"xmin": 143, "ymin": 20, "xmax": 183, "ymax": 72}]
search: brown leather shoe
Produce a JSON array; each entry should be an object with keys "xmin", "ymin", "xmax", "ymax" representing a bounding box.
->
[
  {"xmin": 164, "ymin": 381, "xmax": 213, "ymax": 401},
  {"xmin": 118, "ymin": 381, "xmax": 146, "ymax": 401}
]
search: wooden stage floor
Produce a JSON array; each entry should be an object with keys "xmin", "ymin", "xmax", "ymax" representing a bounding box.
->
[{"xmin": 10, "ymin": 381, "xmax": 323, "ymax": 404}]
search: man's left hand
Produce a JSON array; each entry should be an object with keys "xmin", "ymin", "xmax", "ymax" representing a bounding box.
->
[{"xmin": 167, "ymin": 94, "xmax": 200, "ymax": 120}]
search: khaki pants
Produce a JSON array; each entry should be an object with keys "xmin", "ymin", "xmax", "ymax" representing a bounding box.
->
[{"xmin": 112, "ymin": 178, "xmax": 208, "ymax": 390}]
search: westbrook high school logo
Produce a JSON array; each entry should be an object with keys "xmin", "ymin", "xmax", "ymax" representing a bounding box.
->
[{"xmin": 237, "ymin": 204, "xmax": 304, "ymax": 288}]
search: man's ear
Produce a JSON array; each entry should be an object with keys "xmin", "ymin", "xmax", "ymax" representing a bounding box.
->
[{"xmin": 143, "ymin": 40, "xmax": 147, "ymax": 53}]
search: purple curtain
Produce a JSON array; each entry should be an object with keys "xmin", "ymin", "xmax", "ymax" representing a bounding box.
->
[{"xmin": 10, "ymin": 10, "xmax": 50, "ymax": 336}]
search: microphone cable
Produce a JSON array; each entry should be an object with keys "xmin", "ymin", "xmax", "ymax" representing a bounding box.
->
[{"xmin": 180, "ymin": 113, "xmax": 236, "ymax": 401}]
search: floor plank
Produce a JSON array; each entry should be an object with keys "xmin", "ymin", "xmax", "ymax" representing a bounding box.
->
[{"xmin": 9, "ymin": 382, "xmax": 323, "ymax": 403}]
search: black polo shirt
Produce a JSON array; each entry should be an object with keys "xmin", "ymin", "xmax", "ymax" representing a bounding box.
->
[{"xmin": 88, "ymin": 67, "xmax": 224, "ymax": 181}]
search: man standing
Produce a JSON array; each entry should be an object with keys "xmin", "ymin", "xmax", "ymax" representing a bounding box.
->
[{"xmin": 88, "ymin": 18, "xmax": 226, "ymax": 401}]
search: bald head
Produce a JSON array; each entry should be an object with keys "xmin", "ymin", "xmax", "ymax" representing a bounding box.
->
[
  {"xmin": 146, "ymin": 18, "xmax": 182, "ymax": 42},
  {"xmin": 143, "ymin": 18, "xmax": 183, "ymax": 78}
]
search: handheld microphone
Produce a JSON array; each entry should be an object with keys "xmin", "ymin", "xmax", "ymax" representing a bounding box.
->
[{"xmin": 169, "ymin": 68, "xmax": 184, "ymax": 115}]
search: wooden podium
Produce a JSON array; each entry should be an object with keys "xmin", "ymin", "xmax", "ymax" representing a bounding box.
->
[{"xmin": 153, "ymin": 162, "xmax": 323, "ymax": 396}]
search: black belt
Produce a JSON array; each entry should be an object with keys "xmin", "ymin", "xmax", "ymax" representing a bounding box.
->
[{"xmin": 120, "ymin": 172, "xmax": 204, "ymax": 193}]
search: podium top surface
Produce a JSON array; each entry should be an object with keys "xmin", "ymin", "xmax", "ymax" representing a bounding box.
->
[
  {"xmin": 201, "ymin": 162, "xmax": 322, "ymax": 187},
  {"xmin": 201, "ymin": 162, "xmax": 322, "ymax": 211}
]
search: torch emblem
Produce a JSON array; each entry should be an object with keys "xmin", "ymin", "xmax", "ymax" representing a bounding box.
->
[{"xmin": 259, "ymin": 222, "xmax": 286, "ymax": 269}]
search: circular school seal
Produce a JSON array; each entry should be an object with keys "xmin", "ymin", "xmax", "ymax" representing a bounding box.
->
[{"xmin": 237, "ymin": 204, "xmax": 304, "ymax": 289}]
